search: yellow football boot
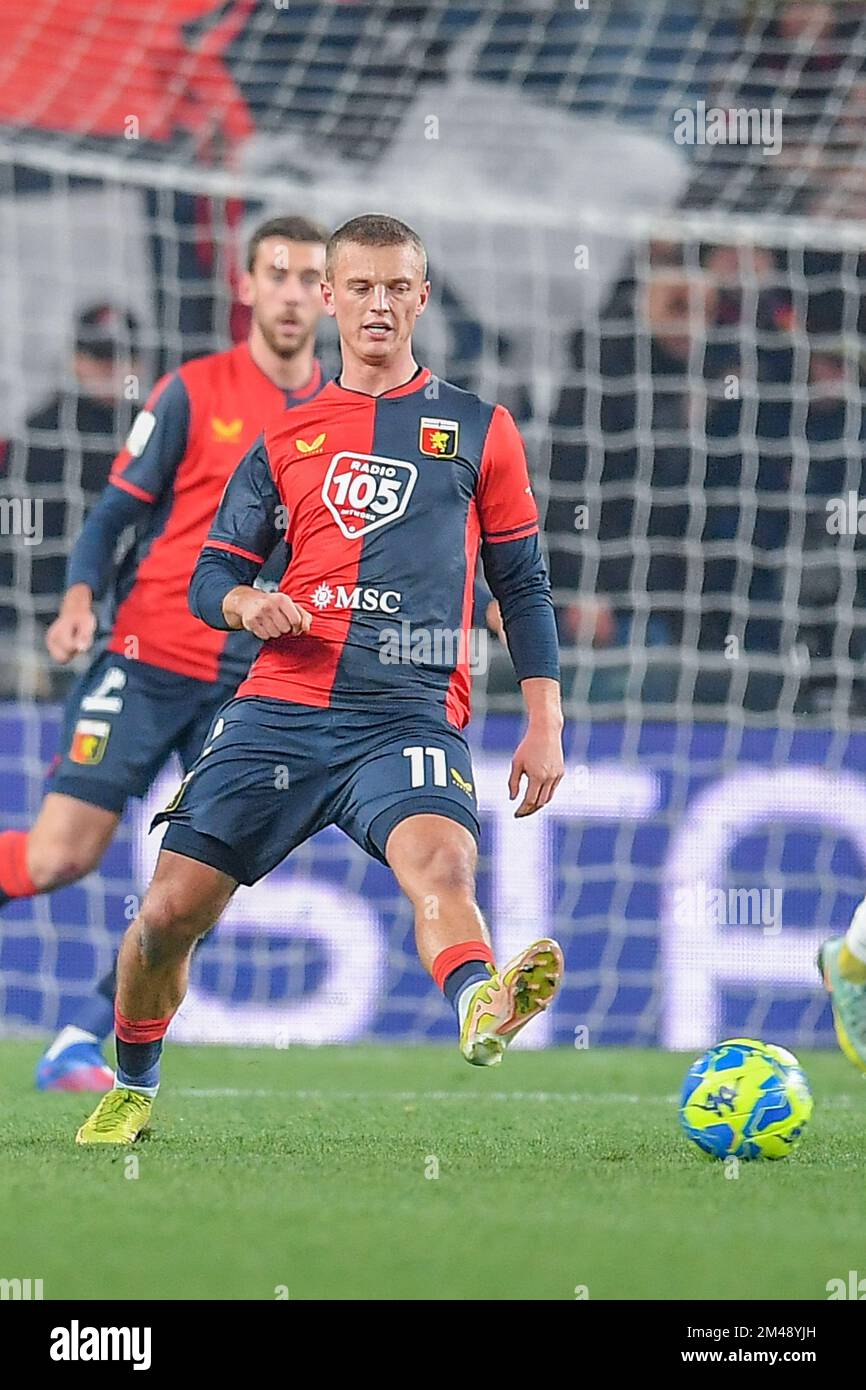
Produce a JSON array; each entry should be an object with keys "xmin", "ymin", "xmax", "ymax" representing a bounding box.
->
[
  {"xmin": 75, "ymin": 1088, "xmax": 153, "ymax": 1145},
  {"xmin": 460, "ymin": 938, "xmax": 565, "ymax": 1066}
]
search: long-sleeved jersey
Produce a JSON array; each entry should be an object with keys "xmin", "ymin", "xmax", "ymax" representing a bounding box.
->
[
  {"xmin": 67, "ymin": 343, "xmax": 323, "ymax": 684},
  {"xmin": 189, "ymin": 366, "xmax": 559, "ymax": 728}
]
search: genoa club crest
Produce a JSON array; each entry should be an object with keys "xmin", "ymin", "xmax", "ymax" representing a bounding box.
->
[
  {"xmin": 322, "ymin": 451, "xmax": 417, "ymax": 539},
  {"xmin": 419, "ymin": 417, "xmax": 459, "ymax": 458},
  {"xmin": 69, "ymin": 719, "xmax": 110, "ymax": 765}
]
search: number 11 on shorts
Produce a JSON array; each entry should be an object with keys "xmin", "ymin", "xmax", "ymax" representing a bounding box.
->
[{"xmin": 402, "ymin": 745, "xmax": 447, "ymax": 788}]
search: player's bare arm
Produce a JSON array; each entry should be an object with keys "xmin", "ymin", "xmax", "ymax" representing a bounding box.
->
[
  {"xmin": 45, "ymin": 581, "xmax": 98, "ymax": 663},
  {"xmin": 509, "ymin": 675, "xmax": 564, "ymax": 818}
]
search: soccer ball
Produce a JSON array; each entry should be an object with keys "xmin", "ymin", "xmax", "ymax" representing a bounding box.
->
[{"xmin": 679, "ymin": 1037, "xmax": 813, "ymax": 1160}]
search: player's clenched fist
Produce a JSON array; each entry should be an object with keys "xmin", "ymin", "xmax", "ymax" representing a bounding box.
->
[
  {"xmin": 223, "ymin": 585, "xmax": 312, "ymax": 639},
  {"xmin": 45, "ymin": 584, "xmax": 97, "ymax": 664}
]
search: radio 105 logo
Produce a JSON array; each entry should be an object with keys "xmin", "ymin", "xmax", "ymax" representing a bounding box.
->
[{"xmin": 322, "ymin": 453, "xmax": 417, "ymax": 539}]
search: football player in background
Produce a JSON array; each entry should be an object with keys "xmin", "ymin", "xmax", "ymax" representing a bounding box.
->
[
  {"xmin": 0, "ymin": 214, "xmax": 328, "ymax": 1091},
  {"xmin": 76, "ymin": 213, "xmax": 566, "ymax": 1145},
  {"xmin": 821, "ymin": 925, "xmax": 866, "ymax": 1072}
]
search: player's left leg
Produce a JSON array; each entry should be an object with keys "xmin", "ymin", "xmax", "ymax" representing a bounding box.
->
[
  {"xmin": 819, "ymin": 899, "xmax": 866, "ymax": 1071},
  {"xmin": 77, "ymin": 697, "xmax": 337, "ymax": 1140},
  {"xmin": 384, "ymin": 813, "xmax": 563, "ymax": 1067}
]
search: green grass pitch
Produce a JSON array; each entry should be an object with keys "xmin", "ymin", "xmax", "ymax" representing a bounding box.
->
[{"xmin": 1, "ymin": 1040, "xmax": 864, "ymax": 1300}]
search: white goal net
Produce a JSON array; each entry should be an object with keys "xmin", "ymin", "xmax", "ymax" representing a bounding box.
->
[{"xmin": 2, "ymin": 0, "xmax": 866, "ymax": 1051}]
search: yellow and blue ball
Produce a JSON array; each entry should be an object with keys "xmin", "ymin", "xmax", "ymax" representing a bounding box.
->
[{"xmin": 679, "ymin": 1037, "xmax": 813, "ymax": 1160}]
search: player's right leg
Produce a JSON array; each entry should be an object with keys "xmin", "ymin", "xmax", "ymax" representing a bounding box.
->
[
  {"xmin": 11, "ymin": 650, "xmax": 227, "ymax": 1091},
  {"xmin": 819, "ymin": 900, "xmax": 866, "ymax": 1071},
  {"xmin": 0, "ymin": 792, "xmax": 120, "ymax": 1090},
  {"xmin": 0, "ymin": 793, "xmax": 119, "ymax": 902},
  {"xmin": 333, "ymin": 713, "xmax": 564, "ymax": 1066},
  {"xmin": 383, "ymin": 814, "xmax": 563, "ymax": 1066},
  {"xmin": 2, "ymin": 650, "xmax": 148, "ymax": 1089},
  {"xmin": 76, "ymin": 849, "xmax": 237, "ymax": 1144}
]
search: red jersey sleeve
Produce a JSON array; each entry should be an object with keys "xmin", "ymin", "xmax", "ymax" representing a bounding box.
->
[
  {"xmin": 109, "ymin": 372, "xmax": 190, "ymax": 503},
  {"xmin": 475, "ymin": 405, "xmax": 539, "ymax": 544}
]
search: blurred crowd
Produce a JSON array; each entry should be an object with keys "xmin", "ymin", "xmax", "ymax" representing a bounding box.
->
[
  {"xmin": 545, "ymin": 235, "xmax": 866, "ymax": 716},
  {"xmin": 0, "ymin": 307, "xmax": 142, "ymax": 697},
  {"xmin": 686, "ymin": 1, "xmax": 866, "ymax": 217},
  {"xmin": 543, "ymin": 0, "xmax": 866, "ymax": 719}
]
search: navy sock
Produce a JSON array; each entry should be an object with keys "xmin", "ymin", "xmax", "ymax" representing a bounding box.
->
[
  {"xmin": 115, "ymin": 1037, "xmax": 164, "ymax": 1091},
  {"xmin": 69, "ymin": 963, "xmax": 117, "ymax": 1042},
  {"xmin": 443, "ymin": 960, "xmax": 493, "ymax": 1017},
  {"xmin": 0, "ymin": 890, "xmax": 9, "ymax": 909}
]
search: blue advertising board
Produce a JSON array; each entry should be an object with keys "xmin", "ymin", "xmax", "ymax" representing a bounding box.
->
[{"xmin": 1, "ymin": 705, "xmax": 855, "ymax": 1049}]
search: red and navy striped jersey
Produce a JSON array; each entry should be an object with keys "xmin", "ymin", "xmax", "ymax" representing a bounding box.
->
[
  {"xmin": 103, "ymin": 343, "xmax": 323, "ymax": 684},
  {"xmin": 192, "ymin": 367, "xmax": 558, "ymax": 728}
]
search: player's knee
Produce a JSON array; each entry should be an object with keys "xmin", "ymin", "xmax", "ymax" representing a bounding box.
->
[
  {"xmin": 407, "ymin": 837, "xmax": 477, "ymax": 905},
  {"xmin": 137, "ymin": 887, "xmax": 211, "ymax": 965},
  {"xmin": 27, "ymin": 839, "xmax": 101, "ymax": 891}
]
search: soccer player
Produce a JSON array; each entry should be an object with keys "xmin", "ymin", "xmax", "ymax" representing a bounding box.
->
[
  {"xmin": 76, "ymin": 213, "xmax": 565, "ymax": 1145},
  {"xmin": 0, "ymin": 215, "xmax": 328, "ymax": 1091},
  {"xmin": 820, "ymin": 928, "xmax": 866, "ymax": 1072}
]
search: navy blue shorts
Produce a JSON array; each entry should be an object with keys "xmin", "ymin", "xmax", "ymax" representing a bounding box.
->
[
  {"xmin": 49, "ymin": 650, "xmax": 237, "ymax": 815},
  {"xmin": 153, "ymin": 696, "xmax": 481, "ymax": 884}
]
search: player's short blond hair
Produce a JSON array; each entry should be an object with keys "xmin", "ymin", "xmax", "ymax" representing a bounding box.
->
[{"xmin": 325, "ymin": 214, "xmax": 428, "ymax": 281}]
